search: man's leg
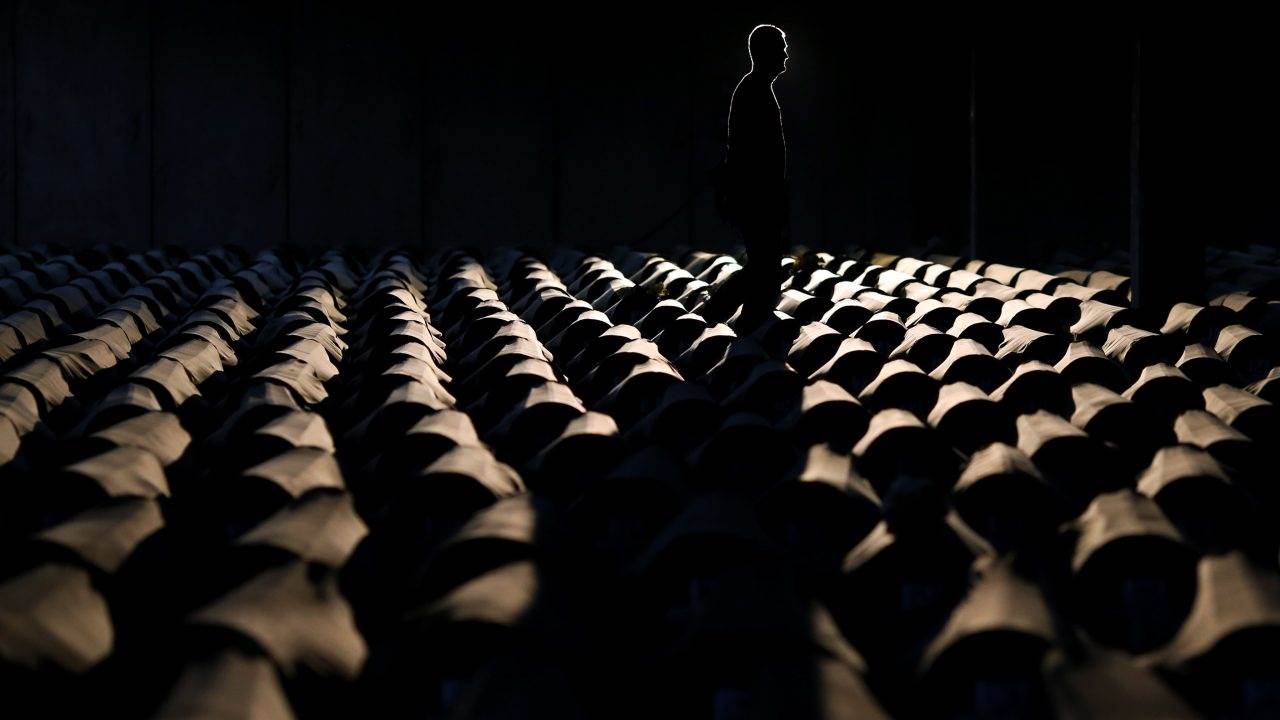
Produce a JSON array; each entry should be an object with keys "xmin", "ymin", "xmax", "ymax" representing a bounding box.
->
[
  {"xmin": 738, "ymin": 227, "xmax": 783, "ymax": 332},
  {"xmin": 696, "ymin": 266, "xmax": 748, "ymax": 325}
]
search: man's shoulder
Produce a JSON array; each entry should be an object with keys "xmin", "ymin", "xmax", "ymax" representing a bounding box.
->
[{"xmin": 731, "ymin": 73, "xmax": 768, "ymax": 101}]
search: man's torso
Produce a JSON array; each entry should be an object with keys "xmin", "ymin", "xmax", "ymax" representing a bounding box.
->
[
  {"xmin": 726, "ymin": 73, "xmax": 787, "ymax": 230},
  {"xmin": 727, "ymin": 74, "xmax": 786, "ymax": 183}
]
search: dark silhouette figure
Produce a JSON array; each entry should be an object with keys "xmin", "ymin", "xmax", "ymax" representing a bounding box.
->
[{"xmin": 722, "ymin": 24, "xmax": 789, "ymax": 331}]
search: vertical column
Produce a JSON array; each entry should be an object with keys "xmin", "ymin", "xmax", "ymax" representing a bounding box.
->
[
  {"xmin": 1128, "ymin": 38, "xmax": 1143, "ymax": 304},
  {"xmin": 420, "ymin": 12, "xmax": 553, "ymax": 251},
  {"xmin": 556, "ymin": 16, "xmax": 694, "ymax": 250},
  {"xmin": 690, "ymin": 10, "xmax": 746, "ymax": 253},
  {"xmin": 1133, "ymin": 31, "xmax": 1211, "ymax": 308},
  {"xmin": 975, "ymin": 27, "xmax": 1130, "ymax": 268},
  {"xmin": 290, "ymin": 0, "xmax": 421, "ymax": 247},
  {"xmin": 17, "ymin": 0, "xmax": 150, "ymax": 249},
  {"xmin": 774, "ymin": 13, "xmax": 832, "ymax": 252},
  {"xmin": 905, "ymin": 28, "xmax": 970, "ymax": 255},
  {"xmin": 0, "ymin": 4, "xmax": 13, "ymax": 245},
  {"xmin": 549, "ymin": 37, "xmax": 561, "ymax": 248},
  {"xmin": 968, "ymin": 45, "xmax": 978, "ymax": 258},
  {"xmin": 153, "ymin": 1, "xmax": 288, "ymax": 251},
  {"xmin": 686, "ymin": 24, "xmax": 698, "ymax": 249}
]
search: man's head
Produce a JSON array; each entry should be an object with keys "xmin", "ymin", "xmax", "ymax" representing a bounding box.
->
[{"xmin": 748, "ymin": 24, "xmax": 788, "ymax": 77}]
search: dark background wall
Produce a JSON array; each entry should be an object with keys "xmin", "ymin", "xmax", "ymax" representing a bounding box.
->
[{"xmin": 0, "ymin": 2, "xmax": 1276, "ymax": 268}]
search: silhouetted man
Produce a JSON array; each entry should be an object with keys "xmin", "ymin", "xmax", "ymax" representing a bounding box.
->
[{"xmin": 724, "ymin": 24, "xmax": 788, "ymax": 331}]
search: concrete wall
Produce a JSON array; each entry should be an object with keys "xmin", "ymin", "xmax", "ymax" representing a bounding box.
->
[
  {"xmin": 0, "ymin": 2, "xmax": 962, "ymax": 255},
  {"xmin": 0, "ymin": 3, "xmax": 1271, "ymax": 264}
]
